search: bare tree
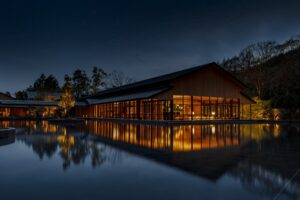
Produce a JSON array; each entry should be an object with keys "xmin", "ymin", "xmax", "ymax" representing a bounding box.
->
[
  {"xmin": 106, "ymin": 70, "xmax": 135, "ymax": 88},
  {"xmin": 238, "ymin": 46, "xmax": 255, "ymax": 69},
  {"xmin": 255, "ymin": 41, "xmax": 277, "ymax": 63}
]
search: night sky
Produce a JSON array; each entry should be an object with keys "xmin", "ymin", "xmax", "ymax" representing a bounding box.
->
[{"xmin": 1, "ymin": 0, "xmax": 300, "ymax": 93}]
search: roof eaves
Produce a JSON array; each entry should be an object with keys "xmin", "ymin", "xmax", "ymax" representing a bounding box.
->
[
  {"xmin": 85, "ymin": 63, "xmax": 215, "ymax": 99},
  {"xmin": 240, "ymin": 91, "xmax": 256, "ymax": 104}
]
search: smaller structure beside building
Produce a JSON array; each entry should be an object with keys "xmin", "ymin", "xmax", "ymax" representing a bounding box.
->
[{"xmin": 0, "ymin": 91, "xmax": 61, "ymax": 118}]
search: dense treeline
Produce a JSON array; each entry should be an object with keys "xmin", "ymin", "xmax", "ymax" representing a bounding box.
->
[
  {"xmin": 221, "ymin": 36, "xmax": 300, "ymax": 119},
  {"xmin": 15, "ymin": 67, "xmax": 135, "ymax": 99}
]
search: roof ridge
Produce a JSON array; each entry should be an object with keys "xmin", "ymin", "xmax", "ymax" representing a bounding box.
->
[{"xmin": 84, "ymin": 62, "xmax": 216, "ymax": 99}]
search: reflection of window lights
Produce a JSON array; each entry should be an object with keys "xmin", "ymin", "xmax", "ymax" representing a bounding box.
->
[{"xmin": 211, "ymin": 125, "xmax": 216, "ymax": 134}]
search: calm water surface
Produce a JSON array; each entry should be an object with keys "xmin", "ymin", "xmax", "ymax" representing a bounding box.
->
[{"xmin": 0, "ymin": 120, "xmax": 300, "ymax": 200}]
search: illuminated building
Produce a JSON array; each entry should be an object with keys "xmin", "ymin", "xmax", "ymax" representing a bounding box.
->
[{"xmin": 76, "ymin": 63, "xmax": 254, "ymax": 120}]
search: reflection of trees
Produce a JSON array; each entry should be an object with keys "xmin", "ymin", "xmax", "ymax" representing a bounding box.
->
[
  {"xmin": 90, "ymin": 143, "xmax": 106, "ymax": 167},
  {"xmin": 229, "ymin": 125, "xmax": 300, "ymax": 199},
  {"xmin": 18, "ymin": 132, "xmax": 120, "ymax": 170},
  {"xmin": 32, "ymin": 139, "xmax": 58, "ymax": 159},
  {"xmin": 231, "ymin": 161, "xmax": 300, "ymax": 199},
  {"xmin": 19, "ymin": 136, "xmax": 58, "ymax": 159},
  {"xmin": 58, "ymin": 134, "xmax": 107, "ymax": 170}
]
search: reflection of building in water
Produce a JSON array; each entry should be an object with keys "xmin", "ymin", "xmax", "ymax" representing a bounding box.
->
[
  {"xmin": 229, "ymin": 126, "xmax": 300, "ymax": 199},
  {"xmin": 4, "ymin": 119, "xmax": 300, "ymax": 197},
  {"xmin": 231, "ymin": 162, "xmax": 300, "ymax": 199},
  {"xmin": 0, "ymin": 128, "xmax": 15, "ymax": 146},
  {"xmin": 86, "ymin": 121, "xmax": 300, "ymax": 187},
  {"xmin": 13, "ymin": 122, "xmax": 113, "ymax": 170},
  {"xmin": 0, "ymin": 120, "xmax": 59, "ymax": 133},
  {"xmin": 86, "ymin": 121, "xmax": 252, "ymax": 152}
]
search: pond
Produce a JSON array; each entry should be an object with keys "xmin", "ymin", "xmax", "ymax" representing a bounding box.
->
[{"xmin": 0, "ymin": 120, "xmax": 300, "ymax": 200}]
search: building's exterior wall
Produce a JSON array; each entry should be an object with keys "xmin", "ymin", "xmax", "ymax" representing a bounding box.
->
[
  {"xmin": 74, "ymin": 66, "xmax": 253, "ymax": 120},
  {"xmin": 75, "ymin": 96, "xmax": 241, "ymax": 120},
  {"xmin": 0, "ymin": 92, "xmax": 60, "ymax": 118},
  {"xmin": 0, "ymin": 107, "xmax": 28, "ymax": 117},
  {"xmin": 155, "ymin": 66, "xmax": 252, "ymax": 104},
  {"xmin": 0, "ymin": 106, "xmax": 59, "ymax": 118}
]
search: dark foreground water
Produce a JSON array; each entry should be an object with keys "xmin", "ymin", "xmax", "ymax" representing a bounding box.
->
[{"xmin": 0, "ymin": 121, "xmax": 300, "ymax": 200}]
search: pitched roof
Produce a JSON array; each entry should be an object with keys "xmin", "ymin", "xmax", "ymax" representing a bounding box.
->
[
  {"xmin": 0, "ymin": 92, "xmax": 14, "ymax": 100},
  {"xmin": 87, "ymin": 88, "xmax": 169, "ymax": 105},
  {"xmin": 240, "ymin": 91, "xmax": 256, "ymax": 104},
  {"xmin": 0, "ymin": 100, "xmax": 58, "ymax": 106},
  {"xmin": 85, "ymin": 62, "xmax": 246, "ymax": 99},
  {"xmin": 0, "ymin": 99, "xmax": 86, "ymax": 107}
]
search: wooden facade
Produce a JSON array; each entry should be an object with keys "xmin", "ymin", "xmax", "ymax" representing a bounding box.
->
[
  {"xmin": 0, "ymin": 92, "xmax": 60, "ymax": 118},
  {"xmin": 0, "ymin": 105, "xmax": 58, "ymax": 118},
  {"xmin": 75, "ymin": 63, "xmax": 254, "ymax": 120},
  {"xmin": 0, "ymin": 100, "xmax": 59, "ymax": 118}
]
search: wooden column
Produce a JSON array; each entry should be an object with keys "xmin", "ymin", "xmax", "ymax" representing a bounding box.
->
[
  {"xmin": 191, "ymin": 96, "xmax": 194, "ymax": 121},
  {"xmin": 137, "ymin": 100, "xmax": 141, "ymax": 120},
  {"xmin": 222, "ymin": 98, "xmax": 225, "ymax": 119},
  {"xmin": 170, "ymin": 99, "xmax": 174, "ymax": 120},
  {"xmin": 230, "ymin": 98, "xmax": 233, "ymax": 119},
  {"xmin": 216, "ymin": 98, "xmax": 218, "ymax": 119},
  {"xmin": 237, "ymin": 99, "xmax": 240, "ymax": 119},
  {"xmin": 250, "ymin": 104, "xmax": 252, "ymax": 120},
  {"xmin": 150, "ymin": 99, "xmax": 153, "ymax": 120},
  {"xmin": 200, "ymin": 96, "xmax": 202, "ymax": 120},
  {"xmin": 241, "ymin": 104, "xmax": 243, "ymax": 120},
  {"xmin": 209, "ymin": 96, "xmax": 211, "ymax": 119}
]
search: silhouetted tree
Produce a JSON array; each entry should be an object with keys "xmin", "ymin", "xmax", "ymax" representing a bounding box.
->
[
  {"xmin": 33, "ymin": 73, "xmax": 46, "ymax": 91},
  {"xmin": 62, "ymin": 74, "xmax": 73, "ymax": 92},
  {"xmin": 44, "ymin": 75, "xmax": 60, "ymax": 91},
  {"xmin": 15, "ymin": 90, "xmax": 28, "ymax": 100},
  {"xmin": 72, "ymin": 69, "xmax": 90, "ymax": 97},
  {"xmin": 91, "ymin": 66, "xmax": 107, "ymax": 93},
  {"xmin": 31, "ymin": 74, "xmax": 60, "ymax": 92}
]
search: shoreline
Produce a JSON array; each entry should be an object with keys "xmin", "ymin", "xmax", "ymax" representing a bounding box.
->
[{"xmin": 0, "ymin": 117, "xmax": 300, "ymax": 125}]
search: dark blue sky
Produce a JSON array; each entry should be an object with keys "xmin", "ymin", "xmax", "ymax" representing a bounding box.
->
[{"xmin": 1, "ymin": 0, "xmax": 300, "ymax": 93}]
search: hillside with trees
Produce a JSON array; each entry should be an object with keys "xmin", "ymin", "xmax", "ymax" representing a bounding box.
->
[{"xmin": 221, "ymin": 36, "xmax": 300, "ymax": 119}]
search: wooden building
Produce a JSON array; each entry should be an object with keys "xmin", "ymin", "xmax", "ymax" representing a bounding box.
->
[
  {"xmin": 0, "ymin": 92, "xmax": 14, "ymax": 100},
  {"xmin": 76, "ymin": 62, "xmax": 254, "ymax": 120},
  {"xmin": 0, "ymin": 100, "xmax": 59, "ymax": 118},
  {"xmin": 0, "ymin": 91, "xmax": 63, "ymax": 118}
]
